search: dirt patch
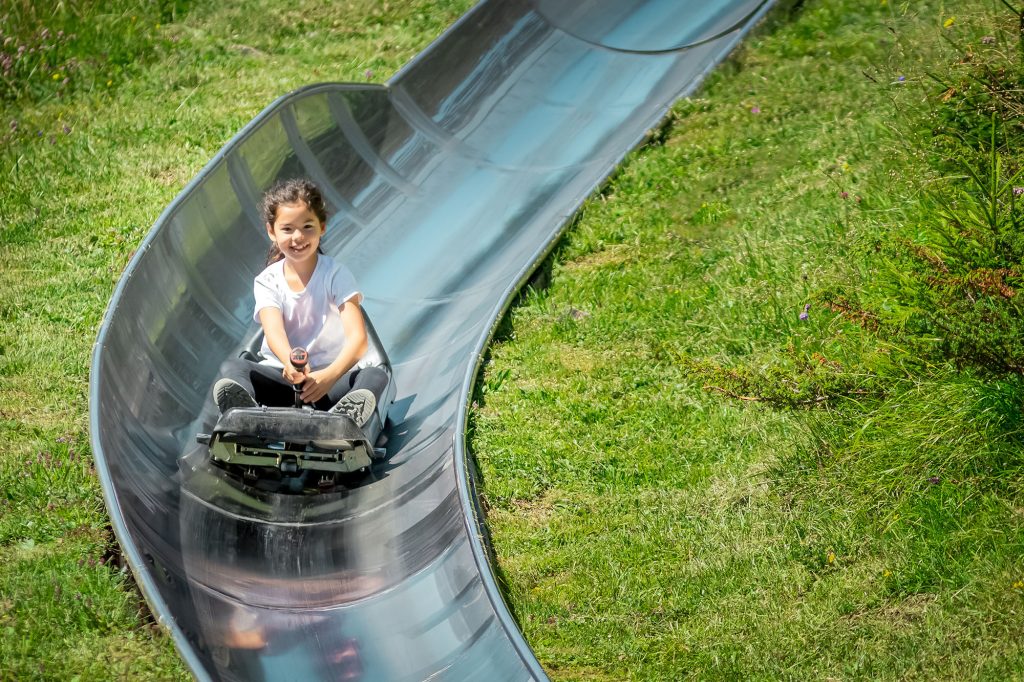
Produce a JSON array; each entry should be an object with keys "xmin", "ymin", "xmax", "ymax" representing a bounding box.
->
[
  {"xmin": 843, "ymin": 593, "xmax": 938, "ymax": 625},
  {"xmin": 562, "ymin": 244, "xmax": 631, "ymax": 271}
]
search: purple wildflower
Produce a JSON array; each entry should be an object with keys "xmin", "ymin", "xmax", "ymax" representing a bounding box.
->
[
  {"xmin": 751, "ymin": 105, "xmax": 761, "ymax": 114},
  {"xmin": 63, "ymin": 124, "xmax": 71, "ymax": 134},
  {"xmin": 840, "ymin": 191, "xmax": 849, "ymax": 199},
  {"xmin": 897, "ymin": 75, "xmax": 905, "ymax": 82},
  {"xmin": 1013, "ymin": 187, "xmax": 1023, "ymax": 197},
  {"xmin": 364, "ymin": 69, "xmax": 373, "ymax": 79},
  {"xmin": 927, "ymin": 476, "xmax": 941, "ymax": 485},
  {"xmin": 799, "ymin": 303, "xmax": 811, "ymax": 321}
]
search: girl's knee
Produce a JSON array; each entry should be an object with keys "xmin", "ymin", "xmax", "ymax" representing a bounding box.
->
[
  {"xmin": 363, "ymin": 366, "xmax": 388, "ymax": 381},
  {"xmin": 218, "ymin": 357, "xmax": 249, "ymax": 377}
]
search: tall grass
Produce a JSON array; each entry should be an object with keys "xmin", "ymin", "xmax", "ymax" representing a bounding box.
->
[
  {"xmin": 473, "ymin": 0, "xmax": 1024, "ymax": 679},
  {"xmin": 0, "ymin": 0, "xmax": 189, "ymax": 104}
]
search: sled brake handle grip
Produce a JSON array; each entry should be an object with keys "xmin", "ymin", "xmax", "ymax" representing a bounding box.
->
[
  {"xmin": 289, "ymin": 347, "xmax": 308, "ymax": 373},
  {"xmin": 290, "ymin": 347, "xmax": 308, "ymax": 406}
]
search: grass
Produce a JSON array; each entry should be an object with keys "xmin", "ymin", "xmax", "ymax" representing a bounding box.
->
[
  {"xmin": 0, "ymin": 0, "xmax": 189, "ymax": 104},
  {"xmin": 471, "ymin": 0, "xmax": 1024, "ymax": 679},
  {"xmin": 3, "ymin": 0, "xmax": 1023, "ymax": 679},
  {"xmin": 0, "ymin": 0, "xmax": 472, "ymax": 678}
]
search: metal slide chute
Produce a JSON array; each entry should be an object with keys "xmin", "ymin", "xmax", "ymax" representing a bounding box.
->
[{"xmin": 89, "ymin": 0, "xmax": 773, "ymax": 679}]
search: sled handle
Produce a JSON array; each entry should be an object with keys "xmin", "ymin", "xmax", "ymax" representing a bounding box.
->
[{"xmin": 290, "ymin": 347, "xmax": 308, "ymax": 407}]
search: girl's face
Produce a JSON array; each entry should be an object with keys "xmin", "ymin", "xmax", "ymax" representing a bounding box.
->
[{"xmin": 267, "ymin": 201, "xmax": 325, "ymax": 265}]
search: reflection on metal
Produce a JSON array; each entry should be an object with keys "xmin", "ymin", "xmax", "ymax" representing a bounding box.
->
[{"xmin": 88, "ymin": 0, "xmax": 774, "ymax": 679}]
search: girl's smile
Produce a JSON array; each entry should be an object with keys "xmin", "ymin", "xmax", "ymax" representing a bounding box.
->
[{"xmin": 286, "ymin": 241, "xmax": 312, "ymax": 256}]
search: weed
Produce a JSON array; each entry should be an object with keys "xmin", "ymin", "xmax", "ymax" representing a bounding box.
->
[{"xmin": 0, "ymin": 1, "xmax": 186, "ymax": 104}]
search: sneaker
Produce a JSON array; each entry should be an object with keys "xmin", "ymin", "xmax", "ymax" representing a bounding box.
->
[
  {"xmin": 214, "ymin": 378, "xmax": 257, "ymax": 413},
  {"xmin": 329, "ymin": 389, "xmax": 376, "ymax": 427}
]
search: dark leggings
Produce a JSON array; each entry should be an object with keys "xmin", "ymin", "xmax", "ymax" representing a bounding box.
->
[{"xmin": 217, "ymin": 358, "xmax": 389, "ymax": 411}]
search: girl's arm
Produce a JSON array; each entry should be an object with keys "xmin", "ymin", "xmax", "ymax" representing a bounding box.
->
[
  {"xmin": 298, "ymin": 300, "xmax": 368, "ymax": 404},
  {"xmin": 258, "ymin": 307, "xmax": 306, "ymax": 385}
]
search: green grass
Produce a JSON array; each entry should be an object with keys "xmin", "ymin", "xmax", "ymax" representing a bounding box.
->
[
  {"xmin": 472, "ymin": 0, "xmax": 1024, "ymax": 679},
  {"xmin": 0, "ymin": 0, "xmax": 471, "ymax": 678},
  {"xmin": 4, "ymin": 0, "xmax": 1024, "ymax": 679},
  {"xmin": 0, "ymin": 0, "xmax": 189, "ymax": 104}
]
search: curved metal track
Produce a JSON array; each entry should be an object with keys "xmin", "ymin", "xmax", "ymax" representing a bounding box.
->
[{"xmin": 89, "ymin": 1, "xmax": 774, "ymax": 679}]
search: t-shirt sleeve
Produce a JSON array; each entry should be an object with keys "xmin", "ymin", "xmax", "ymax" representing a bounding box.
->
[
  {"xmin": 253, "ymin": 271, "xmax": 280, "ymax": 322},
  {"xmin": 329, "ymin": 264, "xmax": 362, "ymax": 307}
]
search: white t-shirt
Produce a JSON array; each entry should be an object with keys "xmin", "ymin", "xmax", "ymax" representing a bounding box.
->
[{"xmin": 253, "ymin": 255, "xmax": 363, "ymax": 369}]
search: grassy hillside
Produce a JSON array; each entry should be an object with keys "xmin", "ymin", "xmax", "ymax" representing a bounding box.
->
[
  {"xmin": 0, "ymin": 1, "xmax": 471, "ymax": 677},
  {"xmin": 3, "ymin": 0, "xmax": 1023, "ymax": 679},
  {"xmin": 472, "ymin": 1, "xmax": 1024, "ymax": 679}
]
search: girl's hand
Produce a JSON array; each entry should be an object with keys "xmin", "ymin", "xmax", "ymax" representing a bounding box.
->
[
  {"xmin": 281, "ymin": 363, "xmax": 307, "ymax": 386},
  {"xmin": 299, "ymin": 368, "xmax": 339, "ymax": 404}
]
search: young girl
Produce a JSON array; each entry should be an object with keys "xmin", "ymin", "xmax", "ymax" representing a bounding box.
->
[{"xmin": 213, "ymin": 178, "xmax": 388, "ymax": 427}]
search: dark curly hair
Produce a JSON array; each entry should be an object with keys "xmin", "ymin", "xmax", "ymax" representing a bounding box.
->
[{"xmin": 262, "ymin": 178, "xmax": 329, "ymax": 265}]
